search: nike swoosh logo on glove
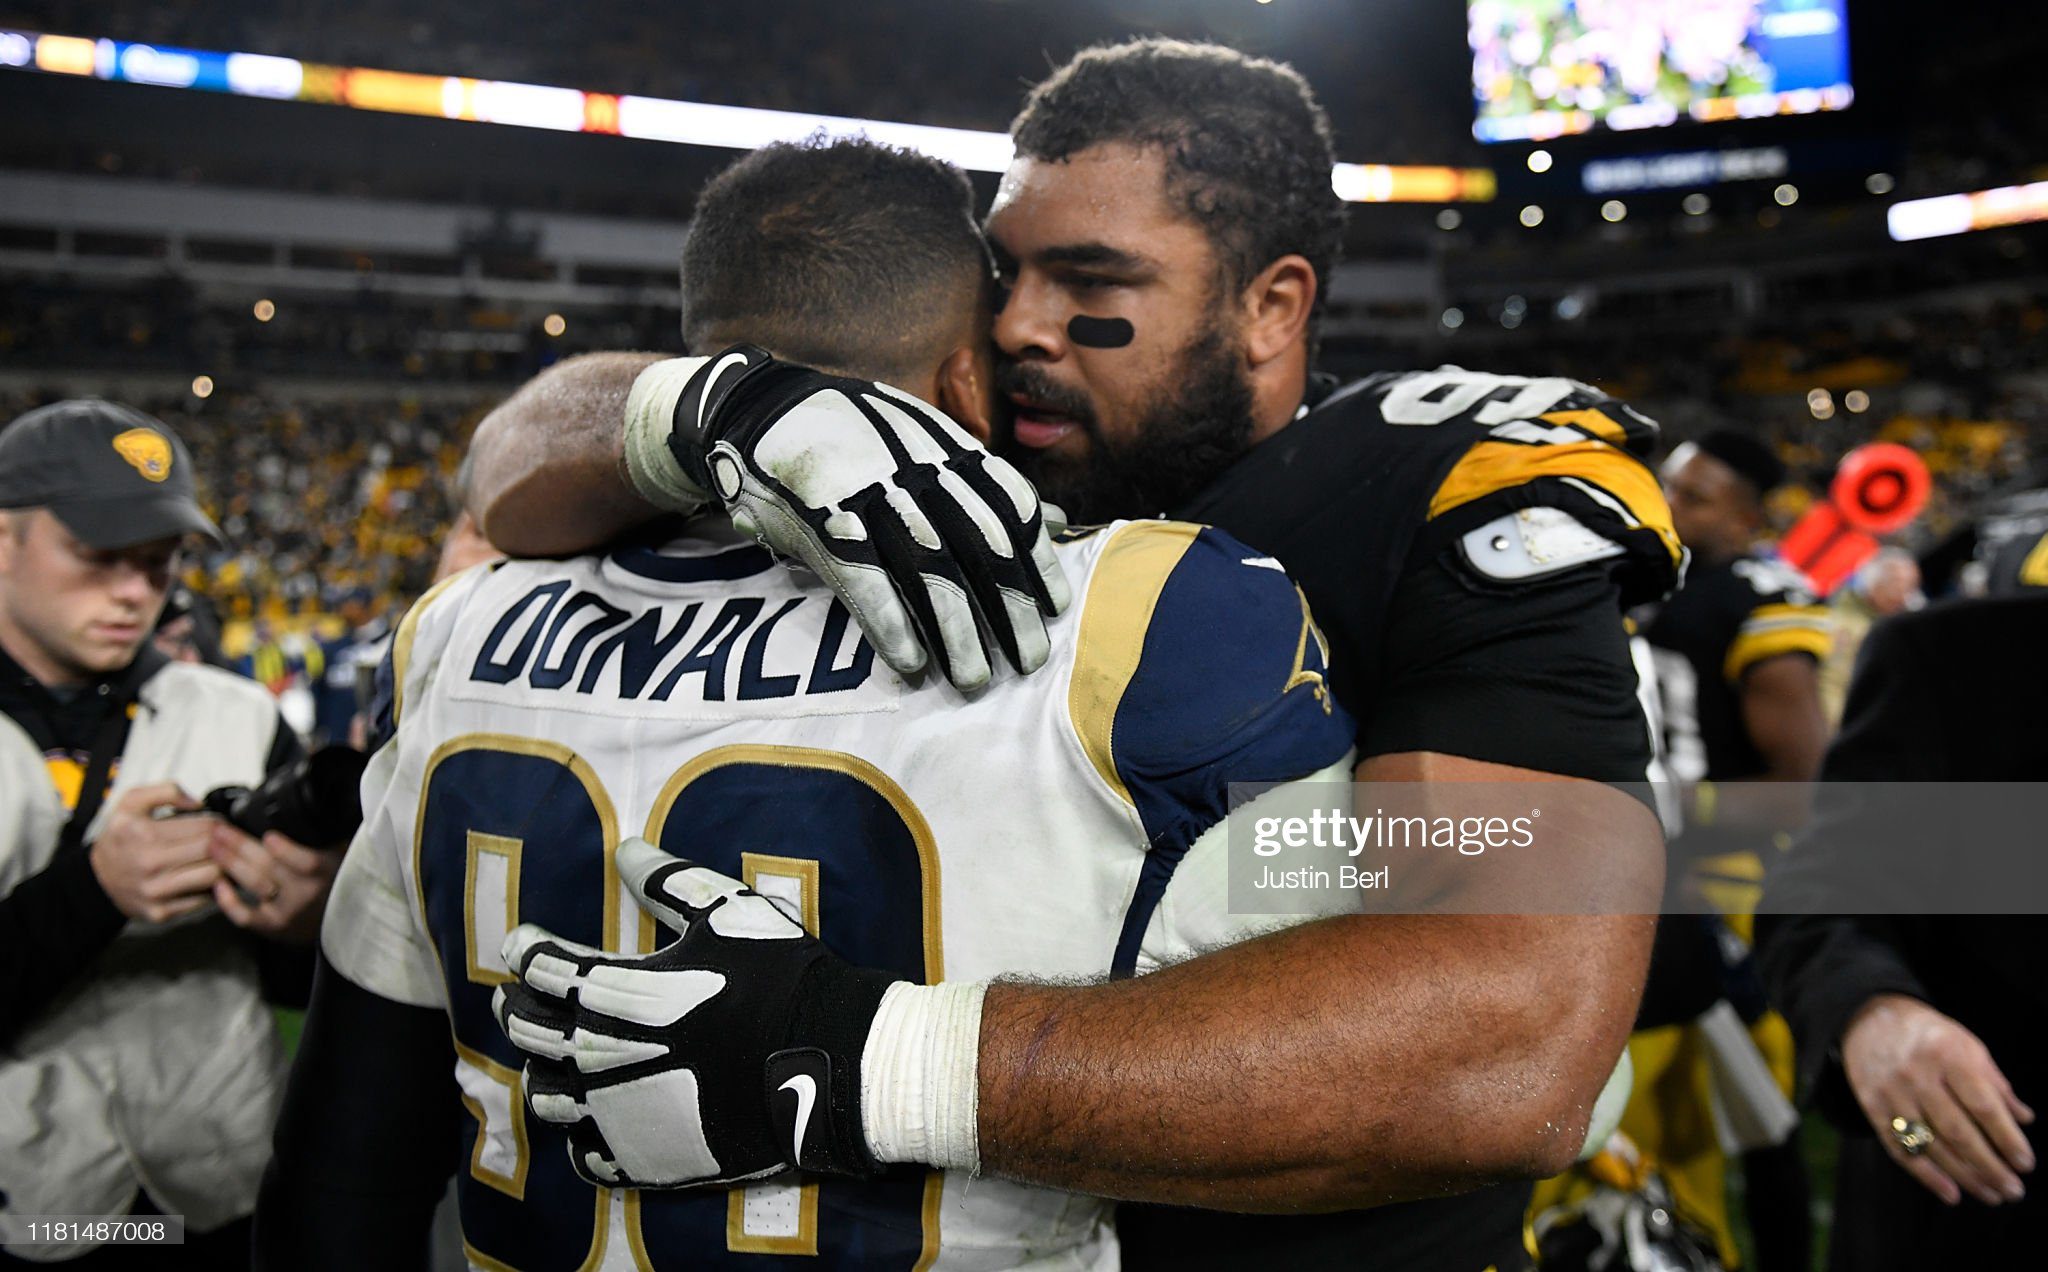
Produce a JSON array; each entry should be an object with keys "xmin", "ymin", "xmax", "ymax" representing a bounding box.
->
[
  {"xmin": 698, "ymin": 351, "xmax": 755, "ymax": 435},
  {"xmin": 779, "ymin": 1073, "xmax": 818, "ymax": 1163}
]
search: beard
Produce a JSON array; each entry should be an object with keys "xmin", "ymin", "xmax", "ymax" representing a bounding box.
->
[{"xmin": 995, "ymin": 319, "xmax": 1257, "ymax": 525}]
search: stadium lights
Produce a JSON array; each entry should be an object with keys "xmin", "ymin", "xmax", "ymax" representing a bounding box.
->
[
  {"xmin": 1600, "ymin": 200, "xmax": 1626, "ymax": 223},
  {"xmin": 0, "ymin": 28, "xmax": 1496, "ymax": 203},
  {"xmin": 1808, "ymin": 388, "xmax": 1834, "ymax": 420},
  {"xmin": 543, "ymin": 313, "xmax": 567, "ymax": 337},
  {"xmin": 1519, "ymin": 205, "xmax": 1544, "ymax": 227},
  {"xmin": 1435, "ymin": 209, "xmax": 1462, "ymax": 231},
  {"xmin": 191, "ymin": 375, "xmax": 215, "ymax": 399},
  {"xmin": 1865, "ymin": 172, "xmax": 1895, "ymax": 196},
  {"xmin": 1888, "ymin": 181, "xmax": 2048, "ymax": 242},
  {"xmin": 253, "ymin": 298, "xmax": 275, "ymax": 322},
  {"xmin": 1682, "ymin": 193, "xmax": 1711, "ymax": 216},
  {"xmin": 1844, "ymin": 389, "xmax": 1870, "ymax": 414},
  {"xmin": 1774, "ymin": 183, "xmax": 1800, "ymax": 206},
  {"xmin": 1526, "ymin": 149, "xmax": 1553, "ymax": 174},
  {"xmin": 1329, "ymin": 163, "xmax": 1495, "ymax": 204},
  {"xmin": 1440, "ymin": 307, "xmax": 1464, "ymax": 330}
]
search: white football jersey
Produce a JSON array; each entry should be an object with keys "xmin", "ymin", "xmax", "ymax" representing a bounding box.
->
[{"xmin": 324, "ymin": 516, "xmax": 1354, "ymax": 1271}]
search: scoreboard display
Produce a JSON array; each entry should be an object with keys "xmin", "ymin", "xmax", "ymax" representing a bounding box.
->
[{"xmin": 1470, "ymin": 0, "xmax": 1853, "ymax": 143}]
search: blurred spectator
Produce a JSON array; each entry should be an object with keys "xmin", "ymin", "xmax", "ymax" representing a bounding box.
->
[
  {"xmin": 1819, "ymin": 548, "xmax": 1923, "ymax": 727},
  {"xmin": 0, "ymin": 385, "xmax": 477, "ymax": 672},
  {"xmin": 150, "ymin": 584, "xmax": 231, "ymax": 670},
  {"xmin": 1760, "ymin": 594, "xmax": 2048, "ymax": 1268}
]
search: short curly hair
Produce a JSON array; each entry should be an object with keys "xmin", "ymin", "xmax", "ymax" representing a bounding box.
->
[
  {"xmin": 681, "ymin": 136, "xmax": 990, "ymax": 384},
  {"xmin": 1011, "ymin": 39, "xmax": 1346, "ymax": 337}
]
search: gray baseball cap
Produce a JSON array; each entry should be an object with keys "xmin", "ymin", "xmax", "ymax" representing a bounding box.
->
[{"xmin": 0, "ymin": 400, "xmax": 223, "ymax": 549}]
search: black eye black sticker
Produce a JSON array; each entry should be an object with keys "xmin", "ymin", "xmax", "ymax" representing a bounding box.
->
[{"xmin": 1066, "ymin": 315, "xmax": 1134, "ymax": 349}]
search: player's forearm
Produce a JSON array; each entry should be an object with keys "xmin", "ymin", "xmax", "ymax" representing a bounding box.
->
[
  {"xmin": 974, "ymin": 909, "xmax": 1653, "ymax": 1211},
  {"xmin": 468, "ymin": 352, "xmax": 666, "ymax": 555},
  {"xmin": 1742, "ymin": 655, "xmax": 1829, "ymax": 784}
]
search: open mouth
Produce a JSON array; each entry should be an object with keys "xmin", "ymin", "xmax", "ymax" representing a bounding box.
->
[{"xmin": 1007, "ymin": 393, "xmax": 1084, "ymax": 449}]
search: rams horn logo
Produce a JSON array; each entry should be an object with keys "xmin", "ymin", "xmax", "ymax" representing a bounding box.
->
[{"xmin": 112, "ymin": 429, "xmax": 173, "ymax": 482}]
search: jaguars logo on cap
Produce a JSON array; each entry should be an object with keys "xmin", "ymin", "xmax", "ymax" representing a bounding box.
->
[{"xmin": 112, "ymin": 428, "xmax": 174, "ymax": 482}]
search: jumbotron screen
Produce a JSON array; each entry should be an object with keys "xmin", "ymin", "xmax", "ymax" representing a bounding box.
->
[{"xmin": 1469, "ymin": 0, "xmax": 1852, "ymax": 143}]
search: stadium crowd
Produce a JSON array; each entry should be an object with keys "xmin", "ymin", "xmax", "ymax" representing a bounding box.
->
[{"xmin": 2, "ymin": 285, "xmax": 2039, "ymax": 722}]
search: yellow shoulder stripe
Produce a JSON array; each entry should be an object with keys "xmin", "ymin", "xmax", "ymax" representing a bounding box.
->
[
  {"xmin": 1429, "ymin": 437, "xmax": 1682, "ymax": 569},
  {"xmin": 1724, "ymin": 624, "xmax": 1833, "ymax": 683},
  {"xmin": 1068, "ymin": 521, "xmax": 1202, "ymax": 808},
  {"xmin": 1742, "ymin": 602, "xmax": 1832, "ymax": 631},
  {"xmin": 391, "ymin": 568, "xmax": 478, "ymax": 727},
  {"xmin": 2020, "ymin": 532, "xmax": 2048, "ymax": 588},
  {"xmin": 1540, "ymin": 407, "xmax": 1631, "ymax": 447}
]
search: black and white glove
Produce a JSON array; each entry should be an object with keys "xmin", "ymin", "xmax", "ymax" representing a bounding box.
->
[
  {"xmin": 626, "ymin": 346, "xmax": 1071, "ymax": 692},
  {"xmin": 493, "ymin": 838, "xmax": 901, "ymax": 1190}
]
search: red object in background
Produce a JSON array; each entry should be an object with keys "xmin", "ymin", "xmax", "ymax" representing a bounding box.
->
[{"xmin": 1779, "ymin": 443, "xmax": 1933, "ymax": 595}]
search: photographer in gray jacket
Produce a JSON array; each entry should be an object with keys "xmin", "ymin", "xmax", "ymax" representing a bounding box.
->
[{"xmin": 0, "ymin": 401, "xmax": 338, "ymax": 1267}]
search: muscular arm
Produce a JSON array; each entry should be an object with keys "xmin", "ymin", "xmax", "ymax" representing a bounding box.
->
[
  {"xmin": 467, "ymin": 352, "xmax": 664, "ymax": 555},
  {"xmin": 1740, "ymin": 652, "xmax": 1828, "ymax": 782},
  {"xmin": 975, "ymin": 751, "xmax": 1660, "ymax": 1211},
  {"xmin": 1696, "ymin": 651, "xmax": 1829, "ymax": 832}
]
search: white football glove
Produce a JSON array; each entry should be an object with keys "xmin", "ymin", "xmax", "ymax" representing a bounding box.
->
[
  {"xmin": 632, "ymin": 346, "xmax": 1072, "ymax": 692},
  {"xmin": 492, "ymin": 839, "xmax": 899, "ymax": 1190}
]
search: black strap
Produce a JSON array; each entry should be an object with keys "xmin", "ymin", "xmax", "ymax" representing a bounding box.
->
[{"xmin": 56, "ymin": 647, "xmax": 169, "ymax": 858}]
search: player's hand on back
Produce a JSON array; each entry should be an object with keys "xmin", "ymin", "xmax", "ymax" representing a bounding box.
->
[
  {"xmin": 628, "ymin": 346, "xmax": 1072, "ymax": 692},
  {"xmin": 493, "ymin": 838, "xmax": 900, "ymax": 1189}
]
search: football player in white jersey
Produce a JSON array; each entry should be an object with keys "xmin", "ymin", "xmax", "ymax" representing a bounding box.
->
[{"xmin": 256, "ymin": 138, "xmax": 1357, "ymax": 1270}]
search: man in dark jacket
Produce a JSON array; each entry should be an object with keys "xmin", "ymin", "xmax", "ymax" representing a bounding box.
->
[{"xmin": 1758, "ymin": 594, "xmax": 2048, "ymax": 1268}]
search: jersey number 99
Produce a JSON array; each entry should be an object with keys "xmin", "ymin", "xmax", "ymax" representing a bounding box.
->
[{"xmin": 415, "ymin": 736, "xmax": 943, "ymax": 1269}]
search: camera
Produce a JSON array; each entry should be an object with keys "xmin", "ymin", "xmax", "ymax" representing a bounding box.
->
[{"xmin": 202, "ymin": 746, "xmax": 370, "ymax": 848}]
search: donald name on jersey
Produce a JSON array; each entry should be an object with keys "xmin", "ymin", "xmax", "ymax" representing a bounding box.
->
[{"xmin": 323, "ymin": 517, "xmax": 1358, "ymax": 1272}]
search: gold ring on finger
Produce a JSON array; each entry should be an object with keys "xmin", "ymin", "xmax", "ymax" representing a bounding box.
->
[{"xmin": 1891, "ymin": 1115, "xmax": 1935, "ymax": 1157}]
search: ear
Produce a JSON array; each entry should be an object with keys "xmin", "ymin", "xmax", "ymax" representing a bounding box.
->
[
  {"xmin": 935, "ymin": 345, "xmax": 994, "ymax": 445},
  {"xmin": 1240, "ymin": 254, "xmax": 1317, "ymax": 368}
]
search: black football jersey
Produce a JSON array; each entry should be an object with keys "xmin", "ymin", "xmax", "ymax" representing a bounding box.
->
[
  {"xmin": 1177, "ymin": 366, "xmax": 1682, "ymax": 779},
  {"xmin": 1120, "ymin": 367, "xmax": 1684, "ymax": 1272},
  {"xmin": 1642, "ymin": 553, "xmax": 1832, "ymax": 782},
  {"xmin": 1986, "ymin": 525, "xmax": 2048, "ymax": 596}
]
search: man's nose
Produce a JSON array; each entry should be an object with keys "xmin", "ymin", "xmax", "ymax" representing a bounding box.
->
[
  {"xmin": 993, "ymin": 278, "xmax": 1067, "ymax": 363},
  {"xmin": 106, "ymin": 560, "xmax": 165, "ymax": 607}
]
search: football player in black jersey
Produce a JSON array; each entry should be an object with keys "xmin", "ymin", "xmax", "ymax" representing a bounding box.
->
[
  {"xmin": 1635, "ymin": 430, "xmax": 1832, "ymax": 1270},
  {"xmin": 464, "ymin": 40, "xmax": 1678, "ymax": 1272},
  {"xmin": 1646, "ymin": 432, "xmax": 1830, "ymax": 805}
]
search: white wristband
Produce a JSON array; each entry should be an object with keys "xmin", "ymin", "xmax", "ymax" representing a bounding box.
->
[
  {"xmin": 623, "ymin": 356, "xmax": 714, "ymax": 514},
  {"xmin": 860, "ymin": 980, "xmax": 986, "ymax": 1173}
]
